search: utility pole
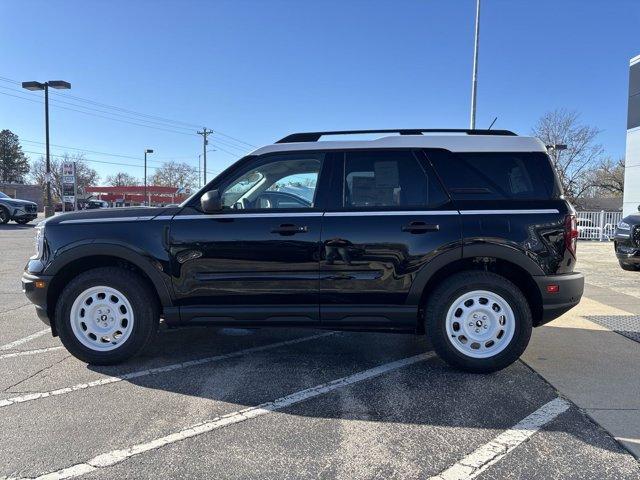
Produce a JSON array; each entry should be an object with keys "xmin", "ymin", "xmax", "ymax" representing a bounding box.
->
[
  {"xmin": 470, "ymin": 0, "xmax": 481, "ymax": 129},
  {"xmin": 197, "ymin": 128, "xmax": 213, "ymax": 183}
]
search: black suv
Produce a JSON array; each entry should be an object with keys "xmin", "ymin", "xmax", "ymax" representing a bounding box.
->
[
  {"xmin": 614, "ymin": 210, "xmax": 640, "ymax": 270},
  {"xmin": 23, "ymin": 129, "xmax": 584, "ymax": 372}
]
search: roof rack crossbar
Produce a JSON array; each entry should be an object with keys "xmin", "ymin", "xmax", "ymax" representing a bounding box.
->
[{"xmin": 276, "ymin": 129, "xmax": 517, "ymax": 143}]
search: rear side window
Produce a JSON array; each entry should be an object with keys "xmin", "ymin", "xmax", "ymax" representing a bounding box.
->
[
  {"xmin": 343, "ymin": 150, "xmax": 448, "ymax": 208},
  {"xmin": 429, "ymin": 151, "xmax": 558, "ymax": 200}
]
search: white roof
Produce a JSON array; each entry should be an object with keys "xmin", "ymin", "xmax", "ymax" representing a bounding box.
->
[{"xmin": 250, "ymin": 134, "xmax": 547, "ymax": 156}]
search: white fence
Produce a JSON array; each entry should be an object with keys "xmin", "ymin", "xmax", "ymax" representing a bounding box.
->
[{"xmin": 576, "ymin": 211, "xmax": 622, "ymax": 241}]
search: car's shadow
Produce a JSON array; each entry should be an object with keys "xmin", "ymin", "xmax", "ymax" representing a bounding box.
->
[
  {"xmin": 86, "ymin": 325, "xmax": 629, "ymax": 456},
  {"xmin": 0, "ymin": 222, "xmax": 37, "ymax": 230}
]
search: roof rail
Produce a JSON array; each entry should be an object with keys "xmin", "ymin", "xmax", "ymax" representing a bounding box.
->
[{"xmin": 276, "ymin": 129, "xmax": 517, "ymax": 143}]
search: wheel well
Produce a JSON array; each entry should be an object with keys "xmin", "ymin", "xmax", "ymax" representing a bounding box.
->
[
  {"xmin": 47, "ymin": 255, "xmax": 162, "ymax": 336},
  {"xmin": 417, "ymin": 257, "xmax": 543, "ymax": 333}
]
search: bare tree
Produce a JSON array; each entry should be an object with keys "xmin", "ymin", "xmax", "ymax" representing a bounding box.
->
[
  {"xmin": 585, "ymin": 157, "xmax": 625, "ymax": 197},
  {"xmin": 106, "ymin": 171, "xmax": 139, "ymax": 187},
  {"xmin": 30, "ymin": 153, "xmax": 99, "ymax": 201},
  {"xmin": 150, "ymin": 161, "xmax": 198, "ymax": 189},
  {"xmin": 532, "ymin": 109, "xmax": 603, "ymax": 200}
]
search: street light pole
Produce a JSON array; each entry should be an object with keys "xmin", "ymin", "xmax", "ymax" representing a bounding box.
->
[
  {"xmin": 470, "ymin": 0, "xmax": 481, "ymax": 129},
  {"xmin": 22, "ymin": 80, "xmax": 71, "ymax": 217},
  {"xmin": 144, "ymin": 149, "xmax": 154, "ymax": 206}
]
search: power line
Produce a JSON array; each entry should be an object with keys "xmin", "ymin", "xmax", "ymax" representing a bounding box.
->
[
  {"xmin": 23, "ymin": 149, "xmax": 222, "ymax": 177},
  {"xmin": 0, "ymin": 90, "xmax": 198, "ymax": 137},
  {"xmin": 0, "ymin": 76, "xmax": 258, "ymax": 147}
]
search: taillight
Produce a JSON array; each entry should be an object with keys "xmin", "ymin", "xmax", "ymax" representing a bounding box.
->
[{"xmin": 564, "ymin": 214, "xmax": 578, "ymax": 257}]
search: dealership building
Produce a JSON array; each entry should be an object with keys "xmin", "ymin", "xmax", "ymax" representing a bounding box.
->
[{"xmin": 623, "ymin": 54, "xmax": 640, "ymax": 216}]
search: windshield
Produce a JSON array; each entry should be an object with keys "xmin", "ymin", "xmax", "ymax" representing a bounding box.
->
[{"xmin": 0, "ymin": 192, "xmax": 9, "ymax": 199}]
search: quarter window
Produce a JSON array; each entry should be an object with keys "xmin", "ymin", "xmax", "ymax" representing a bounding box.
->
[
  {"xmin": 429, "ymin": 151, "xmax": 557, "ymax": 200},
  {"xmin": 342, "ymin": 150, "xmax": 447, "ymax": 208}
]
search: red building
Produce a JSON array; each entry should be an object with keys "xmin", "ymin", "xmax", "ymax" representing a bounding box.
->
[{"xmin": 84, "ymin": 186, "xmax": 188, "ymax": 206}]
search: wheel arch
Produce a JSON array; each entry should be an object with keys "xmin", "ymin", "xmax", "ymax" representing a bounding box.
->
[
  {"xmin": 409, "ymin": 245, "xmax": 544, "ymax": 332},
  {"xmin": 45, "ymin": 243, "xmax": 173, "ymax": 334}
]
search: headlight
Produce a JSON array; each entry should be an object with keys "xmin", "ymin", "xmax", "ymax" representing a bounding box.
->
[
  {"xmin": 32, "ymin": 225, "xmax": 45, "ymax": 259},
  {"xmin": 617, "ymin": 221, "xmax": 631, "ymax": 230}
]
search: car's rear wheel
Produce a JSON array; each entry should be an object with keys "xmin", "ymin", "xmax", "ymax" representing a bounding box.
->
[
  {"xmin": 55, "ymin": 267, "xmax": 159, "ymax": 364},
  {"xmin": 0, "ymin": 207, "xmax": 9, "ymax": 224},
  {"xmin": 425, "ymin": 271, "xmax": 532, "ymax": 373}
]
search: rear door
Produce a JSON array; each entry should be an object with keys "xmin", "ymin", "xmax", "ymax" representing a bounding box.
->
[{"xmin": 319, "ymin": 149, "xmax": 461, "ymax": 329}]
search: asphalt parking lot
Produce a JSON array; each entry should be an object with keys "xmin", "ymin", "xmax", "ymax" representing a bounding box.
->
[{"xmin": 1, "ymin": 220, "xmax": 639, "ymax": 479}]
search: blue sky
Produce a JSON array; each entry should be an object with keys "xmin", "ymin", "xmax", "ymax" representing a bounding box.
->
[{"xmin": 1, "ymin": 0, "xmax": 638, "ymax": 183}]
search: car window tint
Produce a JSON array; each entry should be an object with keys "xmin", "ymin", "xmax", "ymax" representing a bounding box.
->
[
  {"xmin": 343, "ymin": 150, "xmax": 447, "ymax": 208},
  {"xmin": 430, "ymin": 151, "xmax": 556, "ymax": 200},
  {"xmin": 221, "ymin": 157, "xmax": 321, "ymax": 210}
]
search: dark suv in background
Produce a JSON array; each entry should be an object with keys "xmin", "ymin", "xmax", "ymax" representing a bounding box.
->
[
  {"xmin": 22, "ymin": 129, "xmax": 584, "ymax": 373},
  {"xmin": 614, "ymin": 210, "xmax": 640, "ymax": 270}
]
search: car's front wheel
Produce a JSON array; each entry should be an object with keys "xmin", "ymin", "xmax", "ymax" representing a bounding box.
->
[
  {"xmin": 425, "ymin": 271, "xmax": 532, "ymax": 373},
  {"xmin": 55, "ymin": 267, "xmax": 159, "ymax": 364},
  {"xmin": 0, "ymin": 207, "xmax": 9, "ymax": 224}
]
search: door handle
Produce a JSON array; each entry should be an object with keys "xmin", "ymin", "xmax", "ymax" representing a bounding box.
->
[
  {"xmin": 402, "ymin": 221, "xmax": 440, "ymax": 234},
  {"xmin": 271, "ymin": 224, "xmax": 309, "ymax": 235}
]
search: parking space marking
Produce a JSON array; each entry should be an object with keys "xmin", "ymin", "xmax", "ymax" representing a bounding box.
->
[
  {"xmin": 429, "ymin": 397, "xmax": 571, "ymax": 480},
  {"xmin": 0, "ymin": 346, "xmax": 64, "ymax": 360},
  {"xmin": 0, "ymin": 332, "xmax": 335, "ymax": 408},
  {"xmin": 0, "ymin": 328, "xmax": 49, "ymax": 351},
  {"xmin": 20, "ymin": 352, "xmax": 435, "ymax": 480}
]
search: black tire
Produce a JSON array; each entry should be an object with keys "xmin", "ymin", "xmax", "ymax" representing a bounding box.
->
[
  {"xmin": 15, "ymin": 218, "xmax": 31, "ymax": 225},
  {"xmin": 0, "ymin": 207, "xmax": 9, "ymax": 224},
  {"xmin": 55, "ymin": 267, "xmax": 159, "ymax": 365},
  {"xmin": 425, "ymin": 271, "xmax": 532, "ymax": 373},
  {"xmin": 619, "ymin": 261, "xmax": 640, "ymax": 272}
]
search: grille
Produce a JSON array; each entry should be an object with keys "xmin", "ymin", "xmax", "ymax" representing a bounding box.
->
[
  {"xmin": 25, "ymin": 204, "xmax": 37, "ymax": 213},
  {"xmin": 633, "ymin": 226, "xmax": 640, "ymax": 247}
]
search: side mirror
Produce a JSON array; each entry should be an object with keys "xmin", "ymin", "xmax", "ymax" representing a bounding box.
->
[{"xmin": 201, "ymin": 189, "xmax": 222, "ymax": 213}]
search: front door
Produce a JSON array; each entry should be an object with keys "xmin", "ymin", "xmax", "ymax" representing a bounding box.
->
[
  {"xmin": 169, "ymin": 152, "xmax": 326, "ymax": 325},
  {"xmin": 319, "ymin": 149, "xmax": 461, "ymax": 329}
]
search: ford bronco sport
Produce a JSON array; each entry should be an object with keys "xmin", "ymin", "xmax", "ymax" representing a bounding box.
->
[{"xmin": 22, "ymin": 129, "xmax": 584, "ymax": 372}]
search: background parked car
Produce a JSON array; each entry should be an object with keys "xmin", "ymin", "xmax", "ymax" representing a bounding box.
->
[{"xmin": 0, "ymin": 191, "xmax": 38, "ymax": 224}]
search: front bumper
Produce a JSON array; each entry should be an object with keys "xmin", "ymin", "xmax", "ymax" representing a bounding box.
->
[
  {"xmin": 533, "ymin": 272, "xmax": 584, "ymax": 326},
  {"xmin": 22, "ymin": 272, "xmax": 53, "ymax": 327},
  {"xmin": 11, "ymin": 206, "xmax": 38, "ymax": 220}
]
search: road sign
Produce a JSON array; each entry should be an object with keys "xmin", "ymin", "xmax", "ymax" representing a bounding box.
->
[{"xmin": 61, "ymin": 162, "xmax": 77, "ymax": 211}]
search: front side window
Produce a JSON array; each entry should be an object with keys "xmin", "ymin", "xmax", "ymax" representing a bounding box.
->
[
  {"xmin": 343, "ymin": 150, "xmax": 447, "ymax": 208},
  {"xmin": 221, "ymin": 156, "xmax": 321, "ymax": 210}
]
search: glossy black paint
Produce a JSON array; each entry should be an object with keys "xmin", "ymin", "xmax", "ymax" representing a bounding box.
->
[
  {"xmin": 614, "ymin": 214, "xmax": 640, "ymax": 268},
  {"xmin": 23, "ymin": 147, "xmax": 584, "ymax": 334}
]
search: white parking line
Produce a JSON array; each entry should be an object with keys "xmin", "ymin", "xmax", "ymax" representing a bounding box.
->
[
  {"xmin": 429, "ymin": 397, "xmax": 571, "ymax": 480},
  {"xmin": 0, "ymin": 346, "xmax": 64, "ymax": 360},
  {"xmin": 20, "ymin": 351, "xmax": 435, "ymax": 480},
  {"xmin": 0, "ymin": 328, "xmax": 49, "ymax": 351},
  {"xmin": 0, "ymin": 332, "xmax": 335, "ymax": 409}
]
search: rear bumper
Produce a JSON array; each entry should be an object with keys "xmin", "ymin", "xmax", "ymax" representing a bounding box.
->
[
  {"xmin": 533, "ymin": 272, "xmax": 584, "ymax": 326},
  {"xmin": 22, "ymin": 272, "xmax": 53, "ymax": 328}
]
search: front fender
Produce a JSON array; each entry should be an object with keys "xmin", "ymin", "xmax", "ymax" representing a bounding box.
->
[{"xmin": 43, "ymin": 241, "xmax": 173, "ymax": 307}]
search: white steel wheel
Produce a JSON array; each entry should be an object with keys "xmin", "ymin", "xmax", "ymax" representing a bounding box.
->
[
  {"xmin": 445, "ymin": 289, "xmax": 515, "ymax": 359},
  {"xmin": 69, "ymin": 286, "xmax": 135, "ymax": 352}
]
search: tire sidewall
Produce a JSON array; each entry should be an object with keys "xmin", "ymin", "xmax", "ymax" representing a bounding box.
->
[
  {"xmin": 56, "ymin": 268, "xmax": 157, "ymax": 364},
  {"xmin": 427, "ymin": 273, "xmax": 532, "ymax": 373}
]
